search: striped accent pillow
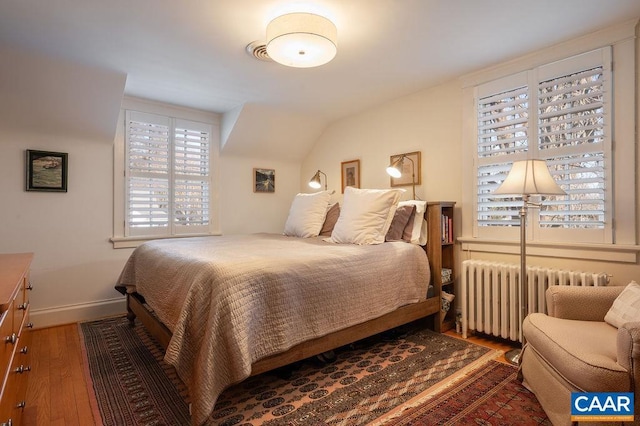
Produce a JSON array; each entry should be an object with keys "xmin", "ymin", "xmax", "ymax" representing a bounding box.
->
[{"xmin": 605, "ymin": 281, "xmax": 640, "ymax": 328}]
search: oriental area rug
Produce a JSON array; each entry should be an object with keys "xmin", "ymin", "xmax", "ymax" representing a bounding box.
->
[{"xmin": 79, "ymin": 316, "xmax": 548, "ymax": 426}]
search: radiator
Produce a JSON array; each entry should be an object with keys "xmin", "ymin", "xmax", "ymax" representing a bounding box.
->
[{"xmin": 461, "ymin": 260, "xmax": 609, "ymax": 342}]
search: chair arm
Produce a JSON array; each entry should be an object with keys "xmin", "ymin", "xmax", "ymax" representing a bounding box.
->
[
  {"xmin": 546, "ymin": 286, "xmax": 624, "ymax": 321},
  {"xmin": 617, "ymin": 322, "xmax": 640, "ymax": 375}
]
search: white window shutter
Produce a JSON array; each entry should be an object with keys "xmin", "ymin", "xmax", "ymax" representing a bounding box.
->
[
  {"xmin": 538, "ymin": 65, "xmax": 607, "ymax": 230},
  {"xmin": 173, "ymin": 119, "xmax": 210, "ymax": 234},
  {"xmin": 474, "ymin": 47, "xmax": 612, "ymax": 243},
  {"xmin": 125, "ymin": 112, "xmax": 212, "ymax": 237},
  {"xmin": 476, "ymin": 85, "xmax": 529, "ymax": 227}
]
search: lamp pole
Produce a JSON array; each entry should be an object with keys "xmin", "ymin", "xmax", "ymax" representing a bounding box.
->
[{"xmin": 505, "ymin": 195, "xmax": 529, "ymax": 365}]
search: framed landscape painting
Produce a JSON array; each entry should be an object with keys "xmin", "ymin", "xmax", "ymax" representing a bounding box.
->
[
  {"xmin": 26, "ymin": 149, "xmax": 68, "ymax": 192},
  {"xmin": 253, "ymin": 168, "xmax": 275, "ymax": 193}
]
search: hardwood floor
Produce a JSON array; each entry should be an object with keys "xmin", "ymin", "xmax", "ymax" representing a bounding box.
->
[
  {"xmin": 21, "ymin": 323, "xmax": 517, "ymax": 425},
  {"xmin": 23, "ymin": 324, "xmax": 96, "ymax": 426}
]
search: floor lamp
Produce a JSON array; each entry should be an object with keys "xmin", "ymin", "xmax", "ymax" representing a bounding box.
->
[{"xmin": 493, "ymin": 159, "xmax": 565, "ymax": 365}]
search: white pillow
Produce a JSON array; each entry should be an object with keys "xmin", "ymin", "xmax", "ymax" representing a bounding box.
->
[
  {"xmin": 604, "ymin": 281, "xmax": 640, "ymax": 328},
  {"xmin": 283, "ymin": 191, "xmax": 331, "ymax": 238},
  {"xmin": 398, "ymin": 200, "xmax": 427, "ymax": 245},
  {"xmin": 329, "ymin": 187, "xmax": 403, "ymax": 245}
]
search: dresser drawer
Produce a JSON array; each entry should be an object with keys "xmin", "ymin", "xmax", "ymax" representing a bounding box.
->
[
  {"xmin": 0, "ymin": 308, "xmax": 15, "ymax": 376},
  {"xmin": 17, "ymin": 307, "xmax": 31, "ymax": 369},
  {"xmin": 0, "ymin": 340, "xmax": 29, "ymax": 426}
]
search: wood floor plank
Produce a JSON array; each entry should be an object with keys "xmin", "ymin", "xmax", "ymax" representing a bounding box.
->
[{"xmin": 65, "ymin": 324, "xmax": 95, "ymax": 424}]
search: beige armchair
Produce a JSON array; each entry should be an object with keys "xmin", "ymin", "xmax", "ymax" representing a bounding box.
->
[{"xmin": 520, "ymin": 285, "xmax": 640, "ymax": 426}]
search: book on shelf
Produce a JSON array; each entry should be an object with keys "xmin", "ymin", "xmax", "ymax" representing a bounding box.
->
[{"xmin": 441, "ymin": 214, "xmax": 454, "ymax": 243}]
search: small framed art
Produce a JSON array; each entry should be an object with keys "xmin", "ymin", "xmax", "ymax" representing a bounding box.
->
[
  {"xmin": 389, "ymin": 151, "xmax": 421, "ymax": 187},
  {"xmin": 253, "ymin": 168, "xmax": 275, "ymax": 193},
  {"xmin": 26, "ymin": 149, "xmax": 68, "ymax": 192},
  {"xmin": 341, "ymin": 159, "xmax": 360, "ymax": 193}
]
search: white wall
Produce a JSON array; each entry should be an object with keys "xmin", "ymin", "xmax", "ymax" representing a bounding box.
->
[
  {"xmin": 0, "ymin": 129, "xmax": 133, "ymax": 327},
  {"xmin": 219, "ymin": 155, "xmax": 301, "ymax": 235},
  {"xmin": 302, "ymin": 80, "xmax": 463, "ymax": 205}
]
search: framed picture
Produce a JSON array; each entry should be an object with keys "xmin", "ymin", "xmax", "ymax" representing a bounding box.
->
[
  {"xmin": 341, "ymin": 159, "xmax": 360, "ymax": 193},
  {"xmin": 26, "ymin": 149, "xmax": 68, "ymax": 192},
  {"xmin": 389, "ymin": 151, "xmax": 421, "ymax": 187},
  {"xmin": 253, "ymin": 168, "xmax": 275, "ymax": 193}
]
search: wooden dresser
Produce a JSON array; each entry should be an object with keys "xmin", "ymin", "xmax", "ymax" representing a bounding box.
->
[{"xmin": 0, "ymin": 253, "xmax": 33, "ymax": 426}]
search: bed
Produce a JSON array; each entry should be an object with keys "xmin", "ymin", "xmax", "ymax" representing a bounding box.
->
[{"xmin": 115, "ymin": 188, "xmax": 442, "ymax": 425}]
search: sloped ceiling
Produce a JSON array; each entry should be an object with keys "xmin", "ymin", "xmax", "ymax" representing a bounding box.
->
[
  {"xmin": 221, "ymin": 104, "xmax": 327, "ymax": 161},
  {"xmin": 0, "ymin": 43, "xmax": 126, "ymax": 142}
]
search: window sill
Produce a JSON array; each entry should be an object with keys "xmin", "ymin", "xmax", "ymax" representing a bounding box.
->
[
  {"xmin": 110, "ymin": 232, "xmax": 222, "ymax": 249},
  {"xmin": 458, "ymin": 237, "xmax": 640, "ymax": 263}
]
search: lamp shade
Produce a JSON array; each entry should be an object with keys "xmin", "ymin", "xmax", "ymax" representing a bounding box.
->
[
  {"xmin": 386, "ymin": 157, "xmax": 403, "ymax": 178},
  {"xmin": 266, "ymin": 13, "xmax": 337, "ymax": 68},
  {"xmin": 308, "ymin": 169, "xmax": 327, "ymax": 190},
  {"xmin": 494, "ymin": 159, "xmax": 565, "ymax": 196}
]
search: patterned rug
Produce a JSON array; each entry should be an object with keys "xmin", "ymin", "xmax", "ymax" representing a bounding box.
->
[
  {"xmin": 375, "ymin": 360, "xmax": 551, "ymax": 425},
  {"xmin": 79, "ymin": 316, "xmax": 545, "ymax": 426}
]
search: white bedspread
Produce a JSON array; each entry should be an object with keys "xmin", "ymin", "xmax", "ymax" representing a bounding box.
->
[{"xmin": 117, "ymin": 233, "xmax": 430, "ymax": 425}]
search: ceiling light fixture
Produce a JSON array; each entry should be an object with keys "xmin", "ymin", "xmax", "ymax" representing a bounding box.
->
[{"xmin": 266, "ymin": 12, "xmax": 337, "ymax": 68}]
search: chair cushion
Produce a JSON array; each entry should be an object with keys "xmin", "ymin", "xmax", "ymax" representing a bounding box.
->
[{"xmin": 523, "ymin": 313, "xmax": 630, "ymax": 392}]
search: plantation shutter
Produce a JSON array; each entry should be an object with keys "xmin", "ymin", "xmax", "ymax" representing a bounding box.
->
[
  {"xmin": 476, "ymin": 73, "xmax": 529, "ymax": 228},
  {"xmin": 173, "ymin": 119, "xmax": 210, "ymax": 233},
  {"xmin": 473, "ymin": 47, "xmax": 612, "ymax": 243},
  {"xmin": 537, "ymin": 56, "xmax": 609, "ymax": 230},
  {"xmin": 125, "ymin": 111, "xmax": 211, "ymax": 237},
  {"xmin": 126, "ymin": 111, "xmax": 171, "ymax": 236}
]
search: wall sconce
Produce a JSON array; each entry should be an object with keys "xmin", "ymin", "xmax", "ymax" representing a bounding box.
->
[
  {"xmin": 386, "ymin": 153, "xmax": 419, "ymax": 200},
  {"xmin": 266, "ymin": 12, "xmax": 337, "ymax": 68},
  {"xmin": 308, "ymin": 169, "xmax": 327, "ymax": 190}
]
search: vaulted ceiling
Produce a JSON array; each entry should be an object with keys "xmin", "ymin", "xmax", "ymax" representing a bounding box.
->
[{"xmin": 1, "ymin": 0, "xmax": 639, "ymax": 159}]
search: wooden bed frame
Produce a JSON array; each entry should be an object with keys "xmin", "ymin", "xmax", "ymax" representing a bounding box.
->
[
  {"xmin": 124, "ymin": 207, "xmax": 445, "ymax": 377},
  {"xmin": 126, "ymin": 291, "xmax": 440, "ymax": 376}
]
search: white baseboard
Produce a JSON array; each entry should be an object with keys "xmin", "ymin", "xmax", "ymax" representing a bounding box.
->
[{"xmin": 30, "ymin": 297, "xmax": 127, "ymax": 329}]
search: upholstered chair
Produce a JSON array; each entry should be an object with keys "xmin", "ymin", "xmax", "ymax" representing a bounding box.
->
[{"xmin": 520, "ymin": 285, "xmax": 640, "ymax": 426}]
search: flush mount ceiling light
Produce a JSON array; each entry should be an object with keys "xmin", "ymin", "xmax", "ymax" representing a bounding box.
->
[{"xmin": 266, "ymin": 12, "xmax": 337, "ymax": 68}]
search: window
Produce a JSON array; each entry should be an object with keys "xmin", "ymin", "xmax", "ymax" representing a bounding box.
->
[
  {"xmin": 475, "ymin": 47, "xmax": 612, "ymax": 244},
  {"xmin": 125, "ymin": 110, "xmax": 211, "ymax": 237}
]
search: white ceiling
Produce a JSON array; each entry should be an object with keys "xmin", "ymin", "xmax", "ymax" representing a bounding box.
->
[{"xmin": 1, "ymin": 0, "xmax": 639, "ymax": 157}]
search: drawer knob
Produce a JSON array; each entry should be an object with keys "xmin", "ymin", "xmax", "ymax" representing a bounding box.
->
[
  {"xmin": 14, "ymin": 365, "xmax": 31, "ymax": 374},
  {"xmin": 26, "ymin": 282, "xmax": 33, "ymax": 291},
  {"xmin": 16, "ymin": 401, "xmax": 25, "ymax": 409},
  {"xmin": 17, "ymin": 302, "xmax": 28, "ymax": 311},
  {"xmin": 5, "ymin": 333, "xmax": 17, "ymax": 345},
  {"xmin": 1, "ymin": 419, "xmax": 12, "ymax": 426},
  {"xmin": 26, "ymin": 322, "xmax": 34, "ymax": 329},
  {"xmin": 20, "ymin": 346, "xmax": 28, "ymax": 354}
]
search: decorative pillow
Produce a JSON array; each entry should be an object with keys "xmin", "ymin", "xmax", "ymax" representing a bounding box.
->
[
  {"xmin": 385, "ymin": 204, "xmax": 416, "ymax": 242},
  {"xmin": 402, "ymin": 210, "xmax": 416, "ymax": 242},
  {"xmin": 283, "ymin": 191, "xmax": 331, "ymax": 238},
  {"xmin": 319, "ymin": 203, "xmax": 340, "ymax": 236},
  {"xmin": 329, "ymin": 187, "xmax": 403, "ymax": 245},
  {"xmin": 398, "ymin": 200, "xmax": 427, "ymax": 244},
  {"xmin": 604, "ymin": 281, "xmax": 640, "ymax": 328}
]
